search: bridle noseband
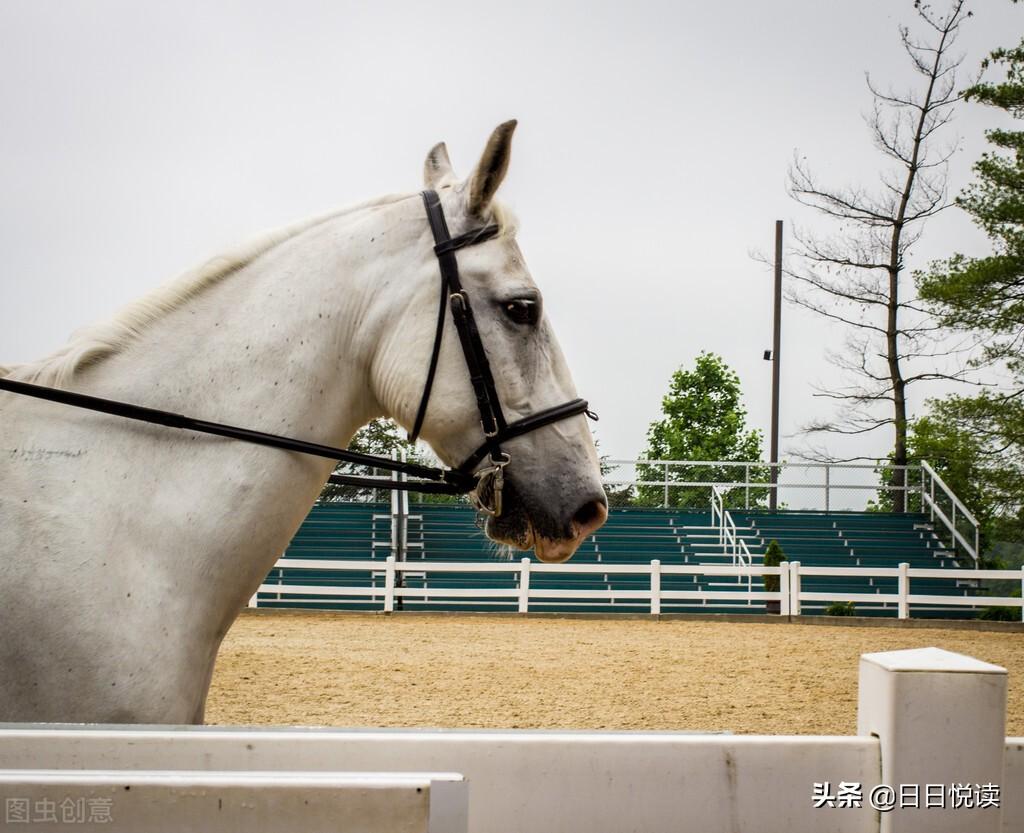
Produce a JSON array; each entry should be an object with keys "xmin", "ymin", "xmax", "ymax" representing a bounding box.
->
[{"xmin": 0, "ymin": 190, "xmax": 595, "ymax": 517}]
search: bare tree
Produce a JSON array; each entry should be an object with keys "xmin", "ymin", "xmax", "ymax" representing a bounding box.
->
[{"xmin": 786, "ymin": 0, "xmax": 974, "ymax": 511}]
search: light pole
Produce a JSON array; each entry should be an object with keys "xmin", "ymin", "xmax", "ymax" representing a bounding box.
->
[{"xmin": 766, "ymin": 221, "xmax": 783, "ymax": 510}]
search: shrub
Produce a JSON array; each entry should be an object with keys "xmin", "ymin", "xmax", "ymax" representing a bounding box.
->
[
  {"xmin": 978, "ymin": 606, "xmax": 1019, "ymax": 621},
  {"xmin": 825, "ymin": 601, "xmax": 857, "ymax": 617},
  {"xmin": 762, "ymin": 539, "xmax": 785, "ymax": 593}
]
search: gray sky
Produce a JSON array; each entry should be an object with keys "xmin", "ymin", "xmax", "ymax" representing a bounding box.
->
[{"xmin": 1, "ymin": 0, "xmax": 1019, "ymax": 463}]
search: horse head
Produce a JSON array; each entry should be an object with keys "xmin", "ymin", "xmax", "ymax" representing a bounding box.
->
[{"xmin": 372, "ymin": 121, "xmax": 608, "ymax": 562}]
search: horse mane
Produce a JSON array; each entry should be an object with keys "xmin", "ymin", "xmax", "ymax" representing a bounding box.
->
[
  {"xmin": 6, "ymin": 190, "xmax": 517, "ymax": 389},
  {"xmin": 9, "ymin": 193, "xmax": 415, "ymax": 388}
]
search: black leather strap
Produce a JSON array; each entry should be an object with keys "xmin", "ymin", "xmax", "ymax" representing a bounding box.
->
[
  {"xmin": 434, "ymin": 225, "xmax": 499, "ymax": 256},
  {"xmin": 409, "ymin": 200, "xmax": 499, "ymax": 443},
  {"xmin": 407, "ymin": 257, "xmax": 450, "ymax": 444},
  {"xmin": 416, "ymin": 189, "xmax": 508, "ymax": 446},
  {"xmin": 0, "ymin": 376, "xmax": 474, "ymax": 492},
  {"xmin": 327, "ymin": 473, "xmax": 468, "ymax": 493},
  {"xmin": 456, "ymin": 398, "xmax": 594, "ymax": 474}
]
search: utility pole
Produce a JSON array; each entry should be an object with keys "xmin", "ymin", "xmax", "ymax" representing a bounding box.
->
[{"xmin": 769, "ymin": 221, "xmax": 782, "ymax": 510}]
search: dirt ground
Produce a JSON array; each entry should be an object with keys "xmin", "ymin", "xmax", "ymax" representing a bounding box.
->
[{"xmin": 205, "ymin": 611, "xmax": 1024, "ymax": 735}]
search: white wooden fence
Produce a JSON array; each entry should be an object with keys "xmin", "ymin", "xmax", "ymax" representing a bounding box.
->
[
  {"xmin": 0, "ymin": 770, "xmax": 466, "ymax": 832},
  {"xmin": 252, "ymin": 557, "xmax": 1024, "ymax": 620},
  {"xmin": 0, "ymin": 648, "xmax": 1018, "ymax": 832}
]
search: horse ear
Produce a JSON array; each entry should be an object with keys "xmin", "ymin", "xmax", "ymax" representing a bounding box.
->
[
  {"xmin": 467, "ymin": 120, "xmax": 517, "ymax": 216},
  {"xmin": 423, "ymin": 142, "xmax": 457, "ymax": 189}
]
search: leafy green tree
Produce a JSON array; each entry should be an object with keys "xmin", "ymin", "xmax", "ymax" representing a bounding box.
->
[
  {"xmin": 636, "ymin": 353, "xmax": 765, "ymax": 508},
  {"xmin": 918, "ymin": 11, "xmax": 1024, "ymax": 356},
  {"xmin": 913, "ymin": 2, "xmax": 1024, "ymax": 555},
  {"xmin": 870, "ymin": 408, "xmax": 994, "ymax": 522},
  {"xmin": 318, "ymin": 419, "xmax": 464, "ymax": 504},
  {"xmin": 870, "ymin": 399, "xmax": 1024, "ymax": 577}
]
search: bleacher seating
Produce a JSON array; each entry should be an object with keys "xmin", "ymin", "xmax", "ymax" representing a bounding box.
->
[{"xmin": 257, "ymin": 502, "xmax": 979, "ymax": 617}]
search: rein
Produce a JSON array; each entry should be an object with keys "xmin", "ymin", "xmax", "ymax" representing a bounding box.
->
[{"xmin": 0, "ymin": 190, "xmax": 594, "ymax": 514}]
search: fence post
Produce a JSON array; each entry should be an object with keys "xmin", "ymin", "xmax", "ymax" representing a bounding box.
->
[
  {"xmin": 789, "ymin": 561, "xmax": 801, "ymax": 616},
  {"xmin": 858, "ymin": 647, "xmax": 1006, "ymax": 833},
  {"xmin": 744, "ymin": 463, "xmax": 750, "ymax": 510},
  {"xmin": 518, "ymin": 558, "xmax": 531, "ymax": 614},
  {"xmin": 779, "ymin": 561, "xmax": 790, "ymax": 616},
  {"xmin": 663, "ymin": 463, "xmax": 669, "ymax": 508},
  {"xmin": 650, "ymin": 560, "xmax": 661, "ymax": 615},
  {"xmin": 248, "ymin": 593, "xmax": 258, "ymax": 609},
  {"xmin": 898, "ymin": 562, "xmax": 909, "ymax": 620},
  {"xmin": 1021, "ymin": 567, "xmax": 1024, "ymax": 623},
  {"xmin": 384, "ymin": 555, "xmax": 396, "ymax": 613}
]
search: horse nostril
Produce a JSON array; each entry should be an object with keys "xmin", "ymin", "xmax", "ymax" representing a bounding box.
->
[{"xmin": 572, "ymin": 497, "xmax": 609, "ymax": 537}]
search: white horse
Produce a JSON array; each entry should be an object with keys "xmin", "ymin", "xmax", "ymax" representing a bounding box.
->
[{"xmin": 0, "ymin": 121, "xmax": 607, "ymax": 724}]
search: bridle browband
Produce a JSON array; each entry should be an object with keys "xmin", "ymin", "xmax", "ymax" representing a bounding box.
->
[{"xmin": 0, "ymin": 190, "xmax": 594, "ymax": 516}]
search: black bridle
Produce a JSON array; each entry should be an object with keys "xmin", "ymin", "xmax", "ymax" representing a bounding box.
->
[{"xmin": 0, "ymin": 190, "xmax": 594, "ymax": 516}]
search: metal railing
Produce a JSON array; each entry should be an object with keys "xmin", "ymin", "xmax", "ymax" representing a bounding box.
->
[
  {"xmin": 602, "ymin": 459, "xmax": 921, "ymax": 512},
  {"xmin": 920, "ymin": 462, "xmax": 980, "ymax": 565},
  {"xmin": 603, "ymin": 458, "xmax": 981, "ymax": 567},
  {"xmin": 317, "ymin": 454, "xmax": 983, "ymax": 569},
  {"xmin": 711, "ymin": 486, "xmax": 753, "ymax": 593}
]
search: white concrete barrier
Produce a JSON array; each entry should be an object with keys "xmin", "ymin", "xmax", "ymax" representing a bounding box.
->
[
  {"xmin": 1005, "ymin": 739, "xmax": 1024, "ymax": 833},
  {"xmin": 0, "ymin": 648, "xmax": 1015, "ymax": 833},
  {"xmin": 858, "ymin": 647, "xmax": 1007, "ymax": 833},
  {"xmin": 0, "ymin": 769, "xmax": 466, "ymax": 833},
  {"xmin": 0, "ymin": 730, "xmax": 879, "ymax": 833}
]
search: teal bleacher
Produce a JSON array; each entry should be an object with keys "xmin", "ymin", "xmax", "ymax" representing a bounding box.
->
[
  {"xmin": 256, "ymin": 503, "xmax": 979, "ymax": 618},
  {"xmin": 731, "ymin": 510, "xmax": 976, "ymax": 618}
]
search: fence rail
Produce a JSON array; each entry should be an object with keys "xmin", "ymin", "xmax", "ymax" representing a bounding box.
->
[{"xmin": 253, "ymin": 558, "xmax": 1024, "ymax": 620}]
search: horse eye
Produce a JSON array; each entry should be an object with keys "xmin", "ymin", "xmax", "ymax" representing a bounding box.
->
[{"xmin": 502, "ymin": 299, "xmax": 539, "ymax": 326}]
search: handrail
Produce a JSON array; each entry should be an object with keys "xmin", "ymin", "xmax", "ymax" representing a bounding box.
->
[
  {"xmin": 920, "ymin": 461, "xmax": 979, "ymax": 566},
  {"xmin": 604, "ymin": 460, "xmax": 983, "ymax": 543},
  {"xmin": 711, "ymin": 486, "xmax": 753, "ymax": 593},
  {"xmin": 921, "ymin": 461, "xmax": 978, "ymax": 525}
]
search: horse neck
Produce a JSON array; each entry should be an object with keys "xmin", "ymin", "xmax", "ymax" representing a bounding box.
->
[
  {"xmin": 84, "ymin": 198, "xmax": 425, "ymax": 451},
  {"xmin": 59, "ymin": 198, "xmax": 426, "ymax": 620}
]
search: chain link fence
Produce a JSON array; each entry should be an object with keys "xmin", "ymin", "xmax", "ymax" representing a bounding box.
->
[{"xmin": 601, "ymin": 459, "xmax": 922, "ymax": 513}]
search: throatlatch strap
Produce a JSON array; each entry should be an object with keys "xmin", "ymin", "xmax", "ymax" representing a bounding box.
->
[{"xmin": 407, "ymin": 263, "xmax": 450, "ymax": 444}]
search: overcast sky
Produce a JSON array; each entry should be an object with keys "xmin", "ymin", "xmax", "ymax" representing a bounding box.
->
[{"xmin": 1, "ymin": 0, "xmax": 1019, "ymax": 464}]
